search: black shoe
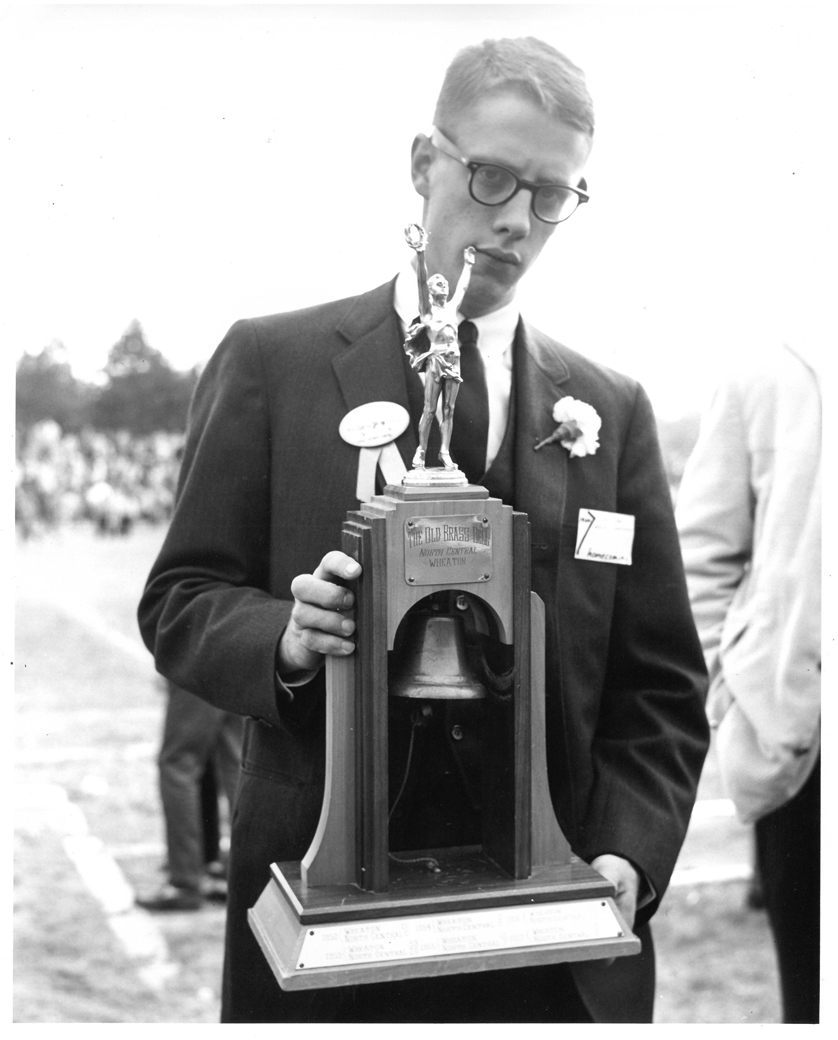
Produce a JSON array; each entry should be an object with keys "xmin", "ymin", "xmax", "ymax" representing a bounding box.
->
[
  {"xmin": 136, "ymin": 882, "xmax": 204, "ymax": 911},
  {"xmin": 201, "ymin": 875, "xmax": 228, "ymax": 903},
  {"xmin": 205, "ymin": 859, "xmax": 227, "ymax": 880},
  {"xmin": 746, "ymin": 882, "xmax": 765, "ymax": 910},
  {"xmin": 202, "ymin": 859, "xmax": 228, "ymax": 903}
]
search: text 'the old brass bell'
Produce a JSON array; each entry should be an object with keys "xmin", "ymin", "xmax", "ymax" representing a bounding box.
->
[{"xmin": 390, "ymin": 611, "xmax": 488, "ymax": 700}]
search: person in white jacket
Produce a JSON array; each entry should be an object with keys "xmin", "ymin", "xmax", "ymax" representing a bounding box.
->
[{"xmin": 676, "ymin": 340, "xmax": 821, "ymax": 1023}]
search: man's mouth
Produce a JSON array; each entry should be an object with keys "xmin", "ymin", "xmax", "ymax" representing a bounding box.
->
[{"xmin": 475, "ymin": 247, "xmax": 521, "ymax": 267}]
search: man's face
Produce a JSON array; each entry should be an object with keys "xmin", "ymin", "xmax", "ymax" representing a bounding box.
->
[{"xmin": 411, "ymin": 89, "xmax": 591, "ymax": 318}]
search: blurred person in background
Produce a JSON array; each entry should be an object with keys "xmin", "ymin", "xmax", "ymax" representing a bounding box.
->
[
  {"xmin": 676, "ymin": 340, "xmax": 821, "ymax": 1024},
  {"xmin": 136, "ymin": 680, "xmax": 243, "ymax": 911}
]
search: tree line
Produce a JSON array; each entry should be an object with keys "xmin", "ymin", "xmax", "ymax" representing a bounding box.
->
[{"xmin": 16, "ymin": 320, "xmax": 199, "ymax": 437}]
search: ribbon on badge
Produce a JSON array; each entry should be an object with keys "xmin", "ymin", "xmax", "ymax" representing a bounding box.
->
[{"xmin": 339, "ymin": 402, "xmax": 410, "ymax": 502}]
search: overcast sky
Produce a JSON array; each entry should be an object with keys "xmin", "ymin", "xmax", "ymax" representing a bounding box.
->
[{"xmin": 3, "ymin": 2, "xmax": 834, "ymax": 417}]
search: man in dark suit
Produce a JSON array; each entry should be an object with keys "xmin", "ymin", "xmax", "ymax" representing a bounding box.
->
[{"xmin": 138, "ymin": 37, "xmax": 708, "ymax": 1022}]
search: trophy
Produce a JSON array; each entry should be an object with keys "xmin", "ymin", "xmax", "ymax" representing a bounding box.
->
[
  {"xmin": 402, "ymin": 223, "xmax": 474, "ymax": 481},
  {"xmin": 249, "ymin": 226, "xmax": 639, "ymax": 991}
]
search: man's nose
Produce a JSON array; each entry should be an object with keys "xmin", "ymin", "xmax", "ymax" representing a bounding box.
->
[{"xmin": 492, "ymin": 188, "xmax": 533, "ymax": 238}]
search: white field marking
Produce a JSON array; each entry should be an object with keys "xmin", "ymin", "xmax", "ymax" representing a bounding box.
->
[
  {"xmin": 690, "ymin": 798, "xmax": 737, "ymax": 819},
  {"xmin": 19, "ymin": 708, "xmax": 160, "ymax": 726},
  {"xmin": 110, "ymin": 834, "xmax": 230, "ymax": 860},
  {"xmin": 38, "ymin": 596, "xmax": 155, "ymax": 670},
  {"xmin": 109, "ymin": 840, "xmax": 167, "ymax": 859},
  {"xmin": 16, "ymin": 741, "xmax": 157, "ymax": 765},
  {"xmin": 17, "ymin": 782, "xmax": 179, "ymax": 990},
  {"xmin": 670, "ymin": 862, "xmax": 752, "ymax": 887}
]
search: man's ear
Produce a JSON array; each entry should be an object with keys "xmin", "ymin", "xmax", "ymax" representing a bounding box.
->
[{"xmin": 410, "ymin": 133, "xmax": 434, "ymax": 199}]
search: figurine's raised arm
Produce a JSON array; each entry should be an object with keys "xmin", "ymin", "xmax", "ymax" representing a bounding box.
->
[
  {"xmin": 450, "ymin": 246, "xmax": 476, "ymax": 313},
  {"xmin": 404, "ymin": 224, "xmax": 432, "ymax": 322}
]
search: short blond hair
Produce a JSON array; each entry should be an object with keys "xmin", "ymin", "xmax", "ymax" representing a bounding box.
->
[{"xmin": 433, "ymin": 37, "xmax": 594, "ymax": 138}]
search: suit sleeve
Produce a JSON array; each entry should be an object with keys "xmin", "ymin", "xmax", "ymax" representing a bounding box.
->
[
  {"xmin": 575, "ymin": 384, "xmax": 710, "ymax": 922},
  {"xmin": 138, "ymin": 319, "xmax": 316, "ymax": 728}
]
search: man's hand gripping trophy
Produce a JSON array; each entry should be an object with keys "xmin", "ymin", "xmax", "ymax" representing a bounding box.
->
[{"xmin": 403, "ymin": 224, "xmax": 475, "ymax": 470}]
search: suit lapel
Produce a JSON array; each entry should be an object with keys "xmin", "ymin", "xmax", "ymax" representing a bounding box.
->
[
  {"xmin": 512, "ymin": 319, "xmax": 572, "ymax": 536},
  {"xmin": 332, "ymin": 280, "xmax": 419, "ymax": 467}
]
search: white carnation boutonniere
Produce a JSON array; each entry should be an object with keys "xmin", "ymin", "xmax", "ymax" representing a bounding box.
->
[{"xmin": 534, "ymin": 396, "xmax": 601, "ymax": 458}]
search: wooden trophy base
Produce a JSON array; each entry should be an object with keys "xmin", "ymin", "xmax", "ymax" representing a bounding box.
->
[{"xmin": 249, "ymin": 846, "xmax": 639, "ymax": 991}]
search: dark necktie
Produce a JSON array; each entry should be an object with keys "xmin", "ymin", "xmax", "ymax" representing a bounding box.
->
[{"xmin": 450, "ymin": 320, "xmax": 489, "ymax": 484}]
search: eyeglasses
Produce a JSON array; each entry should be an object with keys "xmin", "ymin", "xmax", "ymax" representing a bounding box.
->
[{"xmin": 430, "ymin": 126, "xmax": 589, "ymax": 225}]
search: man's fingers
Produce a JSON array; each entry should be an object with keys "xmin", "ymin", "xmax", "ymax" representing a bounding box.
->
[
  {"xmin": 613, "ymin": 891, "xmax": 637, "ymax": 934},
  {"xmin": 591, "ymin": 853, "xmax": 639, "ymax": 932},
  {"xmin": 291, "ymin": 602, "xmax": 355, "ymax": 640},
  {"xmin": 290, "ymin": 551, "xmax": 361, "ymax": 613},
  {"xmin": 277, "ymin": 621, "xmax": 353, "ymax": 675},
  {"xmin": 278, "ymin": 553, "xmax": 362, "ymax": 675},
  {"xmin": 311, "ymin": 551, "xmax": 361, "ymax": 585},
  {"xmin": 292, "ymin": 620, "xmax": 355, "ymax": 658},
  {"xmin": 290, "ymin": 575, "xmax": 354, "ymax": 612},
  {"xmin": 290, "ymin": 572, "xmax": 357, "ymax": 612}
]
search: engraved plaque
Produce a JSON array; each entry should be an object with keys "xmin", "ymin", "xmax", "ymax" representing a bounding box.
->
[
  {"xmin": 296, "ymin": 898, "xmax": 623, "ymax": 970},
  {"xmin": 404, "ymin": 514, "xmax": 492, "ymax": 586}
]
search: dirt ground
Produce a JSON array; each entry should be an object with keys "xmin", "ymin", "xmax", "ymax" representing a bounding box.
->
[{"xmin": 14, "ymin": 522, "xmax": 786, "ymax": 1023}]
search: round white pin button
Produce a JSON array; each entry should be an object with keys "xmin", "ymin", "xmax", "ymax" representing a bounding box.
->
[{"xmin": 339, "ymin": 402, "xmax": 410, "ymax": 448}]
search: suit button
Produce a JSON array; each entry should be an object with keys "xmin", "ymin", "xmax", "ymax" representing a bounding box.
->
[{"xmin": 451, "ymin": 725, "xmax": 464, "ymax": 741}]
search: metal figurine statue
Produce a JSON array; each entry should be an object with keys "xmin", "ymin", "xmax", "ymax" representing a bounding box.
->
[{"xmin": 403, "ymin": 224, "xmax": 475, "ymax": 470}]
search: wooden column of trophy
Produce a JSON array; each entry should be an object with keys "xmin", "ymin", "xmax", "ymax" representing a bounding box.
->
[{"xmin": 248, "ymin": 227, "xmax": 639, "ymax": 992}]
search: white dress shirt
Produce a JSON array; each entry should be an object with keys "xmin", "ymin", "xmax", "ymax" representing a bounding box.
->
[{"xmin": 393, "ymin": 259, "xmax": 518, "ymax": 473}]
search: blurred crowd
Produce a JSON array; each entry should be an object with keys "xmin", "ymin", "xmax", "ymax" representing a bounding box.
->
[
  {"xmin": 15, "ymin": 419, "xmax": 184, "ymax": 538},
  {"xmin": 15, "ymin": 414, "xmax": 695, "ymax": 543}
]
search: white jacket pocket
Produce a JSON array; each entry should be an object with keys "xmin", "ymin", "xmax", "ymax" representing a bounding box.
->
[{"xmin": 713, "ymin": 675, "xmax": 820, "ymax": 823}]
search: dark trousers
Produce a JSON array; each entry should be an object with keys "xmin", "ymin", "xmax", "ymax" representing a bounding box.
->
[
  {"xmin": 159, "ymin": 683, "xmax": 243, "ymax": 891},
  {"xmin": 755, "ymin": 756, "xmax": 820, "ymax": 1023},
  {"xmin": 200, "ymin": 766, "xmax": 221, "ymax": 863}
]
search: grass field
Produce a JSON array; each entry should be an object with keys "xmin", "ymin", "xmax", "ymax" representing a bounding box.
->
[{"xmin": 14, "ymin": 523, "xmax": 784, "ymax": 1023}]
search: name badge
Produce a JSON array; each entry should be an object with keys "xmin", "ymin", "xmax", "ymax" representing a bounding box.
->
[
  {"xmin": 339, "ymin": 402, "xmax": 410, "ymax": 503},
  {"xmin": 574, "ymin": 509, "xmax": 634, "ymax": 566}
]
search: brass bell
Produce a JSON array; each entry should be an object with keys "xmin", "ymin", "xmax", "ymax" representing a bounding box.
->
[{"xmin": 389, "ymin": 611, "xmax": 488, "ymax": 700}]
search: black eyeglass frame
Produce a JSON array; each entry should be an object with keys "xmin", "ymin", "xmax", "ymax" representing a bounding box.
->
[{"xmin": 430, "ymin": 125, "xmax": 589, "ymax": 225}]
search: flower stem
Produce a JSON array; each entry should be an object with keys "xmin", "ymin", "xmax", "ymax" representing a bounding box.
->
[{"xmin": 533, "ymin": 430, "xmax": 561, "ymax": 452}]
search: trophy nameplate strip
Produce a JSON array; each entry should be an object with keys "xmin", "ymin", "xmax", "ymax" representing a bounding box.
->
[
  {"xmin": 296, "ymin": 898, "xmax": 622, "ymax": 970},
  {"xmin": 404, "ymin": 514, "xmax": 492, "ymax": 586}
]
